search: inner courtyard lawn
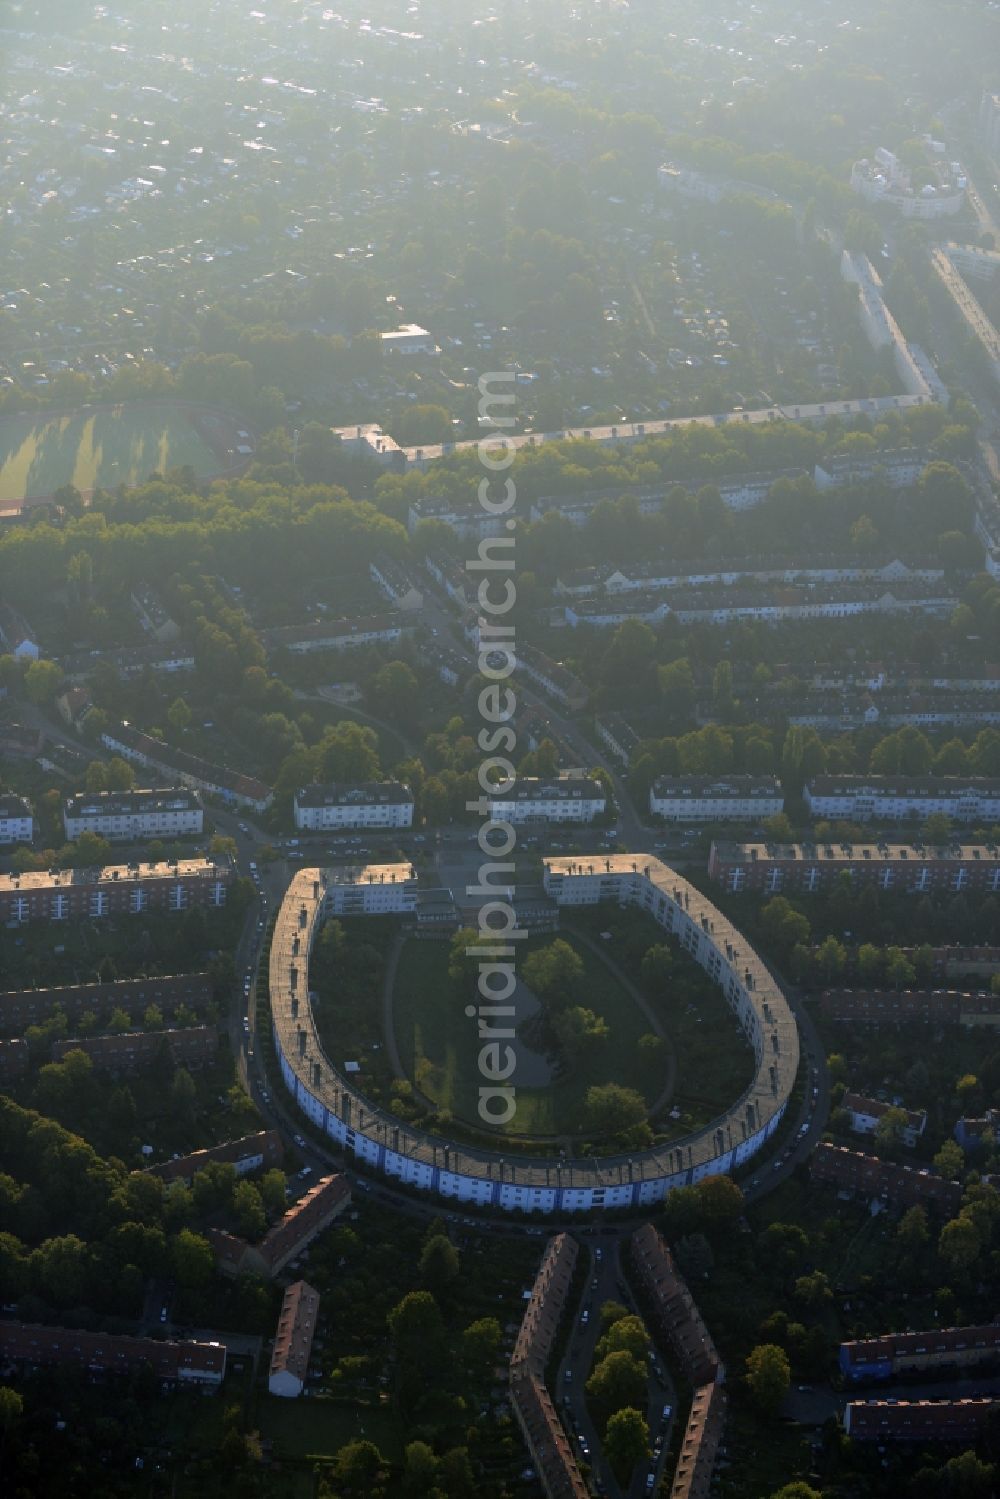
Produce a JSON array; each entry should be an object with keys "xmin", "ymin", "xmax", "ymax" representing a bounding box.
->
[{"xmin": 391, "ymin": 934, "xmax": 664, "ymax": 1140}]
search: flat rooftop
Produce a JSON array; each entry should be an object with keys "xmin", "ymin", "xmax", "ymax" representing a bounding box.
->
[
  {"xmin": 0, "ymin": 859, "xmax": 225, "ymax": 893},
  {"xmin": 711, "ymin": 841, "xmax": 1000, "ymax": 865}
]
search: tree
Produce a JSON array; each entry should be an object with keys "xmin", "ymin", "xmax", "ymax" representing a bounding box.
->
[
  {"xmin": 24, "ymin": 659, "xmax": 63, "ymax": 704},
  {"xmin": 934, "ymin": 1139, "xmax": 965, "ymax": 1179},
  {"xmin": 769, "ymin": 1486, "xmax": 822, "ymax": 1499},
  {"xmin": 896, "ymin": 1204, "xmax": 929, "ymax": 1255},
  {"xmin": 171, "ymin": 1228, "xmax": 214, "ymax": 1288},
  {"xmin": 522, "ymin": 939, "xmax": 585, "ymax": 1012},
  {"xmin": 594, "ymin": 1315, "xmax": 649, "ymax": 1365},
  {"xmin": 675, "ymin": 1232, "xmax": 714, "ymax": 1280},
  {"xmin": 32, "ymin": 1234, "xmax": 90, "ymax": 1306},
  {"xmin": 583, "ymin": 1083, "xmax": 647, "ymax": 1137},
  {"xmin": 873, "ymin": 1107, "xmax": 910, "ymax": 1157},
  {"xmin": 938, "ymin": 1215, "xmax": 981, "ymax": 1279},
  {"xmin": 956, "ymin": 1073, "xmax": 981, "ymax": 1108},
  {"xmin": 332, "ymin": 1439, "xmax": 387, "ymax": 1494},
  {"xmin": 697, "ymin": 1174, "xmax": 745, "ymax": 1232},
  {"xmin": 793, "ymin": 1270, "xmax": 832, "ymax": 1308},
  {"xmin": 553, "ymin": 1005, "xmax": 609, "ymax": 1056},
  {"xmin": 167, "ymin": 696, "xmax": 192, "ymax": 734},
  {"xmin": 371, "ymin": 661, "xmax": 419, "ymax": 724},
  {"xmin": 0, "ymin": 1385, "xmax": 23, "ymax": 1436},
  {"xmin": 233, "ymin": 1180, "xmax": 266, "ymax": 1240},
  {"xmin": 402, "ymin": 1441, "xmax": 439, "ymax": 1495},
  {"xmin": 936, "ymin": 1450, "xmax": 996, "ymax": 1498},
  {"xmin": 922, "ymin": 811, "xmax": 953, "ymax": 846},
  {"xmin": 640, "ymin": 944, "xmax": 673, "ymax": 991},
  {"xmin": 763, "ymin": 812, "xmax": 795, "ymax": 842},
  {"xmin": 105, "ymin": 756, "xmax": 136, "ymax": 791},
  {"xmin": 857, "ymin": 943, "xmax": 884, "ymax": 984},
  {"xmin": 461, "ymin": 1316, "xmax": 501, "ymax": 1377},
  {"xmin": 885, "ymin": 947, "xmax": 916, "ymax": 990},
  {"xmin": 745, "ymin": 1343, "xmax": 790, "ymax": 1418},
  {"xmin": 603, "ymin": 1406, "xmax": 650, "ymax": 1479},
  {"xmin": 85, "ymin": 760, "xmax": 109, "ymax": 793},
  {"xmin": 586, "ymin": 1350, "xmax": 648, "ymax": 1412},
  {"xmin": 388, "ymin": 1290, "xmax": 444, "ymax": 1364},
  {"xmin": 815, "ymin": 935, "xmax": 846, "ymax": 983},
  {"xmin": 170, "ymin": 1068, "xmax": 197, "ymax": 1126},
  {"xmin": 260, "ymin": 1169, "xmax": 287, "ymax": 1218},
  {"xmin": 107, "ymin": 1084, "xmax": 137, "ymax": 1137},
  {"xmin": 760, "ymin": 897, "xmax": 810, "ymax": 956},
  {"xmin": 419, "ymin": 1234, "xmax": 460, "ymax": 1296}
]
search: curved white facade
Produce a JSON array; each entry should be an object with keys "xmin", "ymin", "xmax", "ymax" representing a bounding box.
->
[{"xmin": 268, "ymin": 856, "xmax": 800, "ymax": 1213}]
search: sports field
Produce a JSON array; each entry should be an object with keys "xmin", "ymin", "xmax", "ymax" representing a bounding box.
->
[{"xmin": 0, "ymin": 403, "xmax": 237, "ymax": 503}]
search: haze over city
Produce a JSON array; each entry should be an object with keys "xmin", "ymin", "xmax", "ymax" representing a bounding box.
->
[{"xmin": 1, "ymin": 4, "xmax": 1000, "ymax": 1498}]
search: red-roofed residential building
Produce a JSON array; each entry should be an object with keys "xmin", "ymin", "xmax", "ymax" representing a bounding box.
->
[
  {"xmin": 0, "ymin": 1322, "xmax": 226, "ymax": 1387},
  {"xmin": 268, "ymin": 1280, "xmax": 321, "ymax": 1397},
  {"xmin": 208, "ymin": 1174, "xmax": 351, "ymax": 1279},
  {"xmin": 148, "ymin": 1130, "xmax": 284, "ymax": 1186},
  {"xmin": 810, "ymin": 1143, "xmax": 962, "ymax": 1214}
]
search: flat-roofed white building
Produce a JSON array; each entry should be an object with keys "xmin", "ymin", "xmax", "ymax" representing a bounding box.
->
[
  {"xmin": 369, "ymin": 555, "xmax": 424, "ymax": 612},
  {"xmin": 63, "ymin": 788, "xmax": 204, "ymax": 841},
  {"xmin": 488, "ymin": 777, "xmax": 607, "ymax": 825},
  {"xmin": 381, "ymin": 323, "xmax": 437, "ymax": 355},
  {"xmin": 804, "ymin": 777, "xmax": 1000, "ymax": 824},
  {"xmin": 650, "ymin": 777, "xmax": 784, "ymax": 823},
  {"xmin": 322, "ymin": 863, "xmax": 419, "ymax": 916},
  {"xmin": 0, "ymin": 794, "xmax": 33, "ymax": 845},
  {"xmin": 294, "ymin": 782, "xmax": 414, "ymax": 831}
]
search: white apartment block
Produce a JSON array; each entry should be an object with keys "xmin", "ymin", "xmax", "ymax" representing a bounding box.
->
[
  {"xmin": 63, "ymin": 788, "xmax": 204, "ymax": 841},
  {"xmin": 804, "ymin": 777, "xmax": 1000, "ymax": 824},
  {"xmin": 650, "ymin": 777, "xmax": 784, "ymax": 823},
  {"xmin": 488, "ymin": 777, "xmax": 607, "ymax": 825},
  {"xmin": 321, "ymin": 863, "xmax": 419, "ymax": 917},
  {"xmin": 294, "ymin": 782, "xmax": 414, "ymax": 831},
  {"xmin": 842, "ymin": 1092, "xmax": 927, "ymax": 1148},
  {"xmin": 0, "ymin": 794, "xmax": 33, "ymax": 845},
  {"xmin": 368, "ymin": 556, "xmax": 424, "ymax": 612}
]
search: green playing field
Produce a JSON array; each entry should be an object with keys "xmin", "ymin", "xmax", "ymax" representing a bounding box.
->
[{"xmin": 0, "ymin": 404, "xmax": 229, "ymax": 502}]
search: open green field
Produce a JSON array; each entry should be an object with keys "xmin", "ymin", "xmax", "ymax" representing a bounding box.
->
[
  {"xmin": 0, "ymin": 403, "xmax": 232, "ymax": 502},
  {"xmin": 392, "ymin": 934, "xmax": 664, "ymax": 1140},
  {"xmin": 256, "ymin": 1395, "xmax": 404, "ymax": 1463}
]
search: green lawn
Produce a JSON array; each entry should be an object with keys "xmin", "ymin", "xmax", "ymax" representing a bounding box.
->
[
  {"xmin": 0, "ymin": 404, "xmax": 228, "ymax": 501},
  {"xmin": 392, "ymin": 934, "xmax": 664, "ymax": 1140},
  {"xmin": 256, "ymin": 1395, "xmax": 404, "ymax": 1462}
]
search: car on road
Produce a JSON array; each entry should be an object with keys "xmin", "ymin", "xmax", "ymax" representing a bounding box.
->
[
  {"xmin": 645, "ymin": 1474, "xmax": 656, "ymax": 1491},
  {"xmin": 580, "ymin": 1309, "xmax": 589, "ymax": 1326},
  {"xmin": 662, "ymin": 1404, "xmax": 672, "ymax": 1420},
  {"xmin": 294, "ymin": 1133, "xmax": 306, "ymax": 1147},
  {"xmin": 564, "ymin": 1369, "xmax": 572, "ymax": 1382}
]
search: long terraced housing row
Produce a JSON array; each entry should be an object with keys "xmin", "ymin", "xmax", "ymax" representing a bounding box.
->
[{"xmin": 266, "ymin": 855, "xmax": 799, "ymax": 1212}]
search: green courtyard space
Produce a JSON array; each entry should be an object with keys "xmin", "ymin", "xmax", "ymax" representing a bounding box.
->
[
  {"xmin": 392, "ymin": 933, "xmax": 665, "ymax": 1141},
  {"xmin": 255, "ymin": 1395, "xmax": 403, "ymax": 1464},
  {"xmin": 0, "ymin": 403, "xmax": 237, "ymax": 503}
]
